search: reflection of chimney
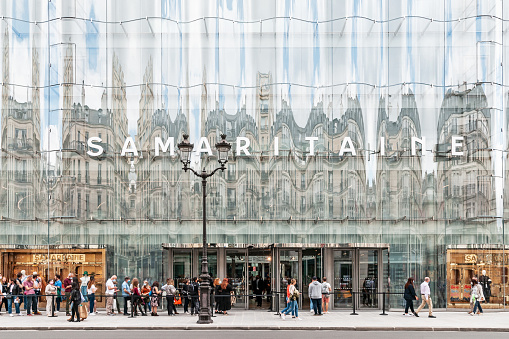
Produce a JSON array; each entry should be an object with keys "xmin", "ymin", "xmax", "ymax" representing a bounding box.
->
[
  {"xmin": 101, "ymin": 88, "xmax": 107, "ymax": 112},
  {"xmin": 81, "ymin": 80, "xmax": 85, "ymax": 106}
]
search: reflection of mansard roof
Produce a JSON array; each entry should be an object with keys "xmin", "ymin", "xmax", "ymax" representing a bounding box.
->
[
  {"xmin": 151, "ymin": 108, "xmax": 169, "ymax": 131},
  {"xmin": 273, "ymin": 97, "xmax": 365, "ymax": 148},
  {"xmin": 5, "ymin": 96, "xmax": 33, "ymax": 121},
  {"xmin": 377, "ymin": 90, "xmax": 422, "ymax": 138},
  {"xmin": 437, "ymin": 85, "xmax": 489, "ymax": 135},
  {"xmin": 71, "ymin": 103, "xmax": 111, "ymax": 126},
  {"xmin": 168, "ymin": 110, "xmax": 188, "ymax": 137},
  {"xmin": 204, "ymin": 106, "xmax": 258, "ymax": 139}
]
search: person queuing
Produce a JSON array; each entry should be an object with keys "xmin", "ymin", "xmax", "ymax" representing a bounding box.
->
[
  {"xmin": 31, "ymin": 273, "xmax": 42, "ymax": 315},
  {"xmin": 213, "ymin": 278, "xmax": 221, "ymax": 314},
  {"xmin": 54, "ymin": 275, "xmax": 62, "ymax": 313},
  {"xmin": 131, "ymin": 278, "xmax": 146, "ymax": 316},
  {"xmin": 45, "ymin": 279, "xmax": 58, "ymax": 316},
  {"xmin": 122, "ymin": 276, "xmax": 132, "ymax": 316},
  {"xmin": 189, "ymin": 277, "xmax": 200, "ymax": 315},
  {"xmin": 87, "ymin": 276, "xmax": 97, "ymax": 316},
  {"xmin": 141, "ymin": 280, "xmax": 151, "ymax": 315},
  {"xmin": 216, "ymin": 278, "xmax": 233, "ymax": 315},
  {"xmin": 68, "ymin": 282, "xmax": 81, "ymax": 322},
  {"xmin": 150, "ymin": 281, "xmax": 162, "ymax": 316},
  {"xmin": 7, "ymin": 277, "xmax": 21, "ymax": 316},
  {"xmin": 80, "ymin": 271, "xmax": 90, "ymax": 303},
  {"xmin": 182, "ymin": 279, "xmax": 190, "ymax": 314},
  {"xmin": 23, "ymin": 275, "xmax": 37, "ymax": 316},
  {"xmin": 0, "ymin": 275, "xmax": 8, "ymax": 313},
  {"xmin": 63, "ymin": 273, "xmax": 74, "ymax": 316},
  {"xmin": 105, "ymin": 275, "xmax": 118, "ymax": 316},
  {"xmin": 162, "ymin": 278, "xmax": 177, "ymax": 316}
]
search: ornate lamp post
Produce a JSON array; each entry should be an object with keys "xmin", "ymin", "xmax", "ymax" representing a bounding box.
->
[{"xmin": 177, "ymin": 133, "xmax": 231, "ymax": 324}]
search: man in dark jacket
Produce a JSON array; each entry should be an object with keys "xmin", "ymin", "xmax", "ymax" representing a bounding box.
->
[
  {"xmin": 189, "ymin": 277, "xmax": 200, "ymax": 315},
  {"xmin": 252, "ymin": 275, "xmax": 264, "ymax": 307}
]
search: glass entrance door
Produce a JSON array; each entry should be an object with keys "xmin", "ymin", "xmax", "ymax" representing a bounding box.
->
[
  {"xmin": 333, "ymin": 250, "xmax": 353, "ymax": 308},
  {"xmin": 359, "ymin": 249, "xmax": 379, "ymax": 308},
  {"xmin": 248, "ymin": 249, "xmax": 272, "ymax": 309},
  {"xmin": 279, "ymin": 250, "xmax": 299, "ymax": 307},
  {"xmin": 302, "ymin": 248, "xmax": 322, "ymax": 309},
  {"xmin": 173, "ymin": 250, "xmax": 193, "ymax": 291},
  {"xmin": 226, "ymin": 250, "xmax": 247, "ymax": 309}
]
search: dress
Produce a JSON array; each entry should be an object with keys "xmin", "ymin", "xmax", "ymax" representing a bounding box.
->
[
  {"xmin": 218, "ymin": 284, "xmax": 233, "ymax": 312},
  {"xmin": 150, "ymin": 286, "xmax": 159, "ymax": 307}
]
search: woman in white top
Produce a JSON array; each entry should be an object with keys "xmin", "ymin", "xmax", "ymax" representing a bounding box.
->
[
  {"xmin": 45, "ymin": 279, "xmax": 57, "ymax": 316},
  {"xmin": 469, "ymin": 279, "xmax": 484, "ymax": 315},
  {"xmin": 87, "ymin": 276, "xmax": 97, "ymax": 315},
  {"xmin": 281, "ymin": 279, "xmax": 301, "ymax": 320}
]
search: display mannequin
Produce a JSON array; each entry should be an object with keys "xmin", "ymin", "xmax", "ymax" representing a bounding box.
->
[{"xmin": 479, "ymin": 270, "xmax": 492, "ymax": 303}]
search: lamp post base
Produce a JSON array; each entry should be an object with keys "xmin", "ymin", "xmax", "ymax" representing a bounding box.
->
[{"xmin": 197, "ymin": 274, "xmax": 213, "ymax": 324}]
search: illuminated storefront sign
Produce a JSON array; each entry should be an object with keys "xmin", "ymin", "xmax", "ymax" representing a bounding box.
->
[{"xmin": 32, "ymin": 254, "xmax": 86, "ymax": 263}]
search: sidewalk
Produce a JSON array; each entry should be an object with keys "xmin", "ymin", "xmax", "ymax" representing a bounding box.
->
[{"xmin": 0, "ymin": 309, "xmax": 508, "ymax": 331}]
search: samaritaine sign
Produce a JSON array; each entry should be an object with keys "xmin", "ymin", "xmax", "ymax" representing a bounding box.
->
[{"xmin": 86, "ymin": 135, "xmax": 467, "ymax": 157}]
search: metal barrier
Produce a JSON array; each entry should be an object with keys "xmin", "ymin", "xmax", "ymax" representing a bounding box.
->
[{"xmin": 3, "ymin": 290, "xmax": 402, "ymax": 316}]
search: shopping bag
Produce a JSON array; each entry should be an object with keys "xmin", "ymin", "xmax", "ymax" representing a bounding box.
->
[
  {"xmin": 174, "ymin": 296, "xmax": 182, "ymax": 305},
  {"xmin": 78, "ymin": 304, "xmax": 88, "ymax": 320}
]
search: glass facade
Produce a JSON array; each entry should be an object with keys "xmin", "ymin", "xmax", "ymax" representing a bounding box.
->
[{"xmin": 2, "ymin": 0, "xmax": 509, "ymax": 309}]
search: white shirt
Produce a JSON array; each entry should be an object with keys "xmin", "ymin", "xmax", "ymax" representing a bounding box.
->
[
  {"xmin": 420, "ymin": 281, "xmax": 430, "ymax": 299},
  {"xmin": 105, "ymin": 279, "xmax": 115, "ymax": 295},
  {"xmin": 87, "ymin": 284, "xmax": 96, "ymax": 295},
  {"xmin": 80, "ymin": 276, "xmax": 90, "ymax": 287}
]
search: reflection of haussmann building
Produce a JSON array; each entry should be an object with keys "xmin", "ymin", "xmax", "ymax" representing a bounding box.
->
[{"xmin": 2, "ymin": 0, "xmax": 509, "ymax": 311}]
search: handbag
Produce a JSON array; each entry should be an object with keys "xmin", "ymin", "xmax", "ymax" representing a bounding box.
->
[
  {"xmin": 174, "ymin": 296, "xmax": 182, "ymax": 305},
  {"xmin": 78, "ymin": 304, "xmax": 88, "ymax": 320}
]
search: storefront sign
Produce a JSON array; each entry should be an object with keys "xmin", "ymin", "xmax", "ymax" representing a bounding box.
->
[
  {"xmin": 464, "ymin": 254, "xmax": 477, "ymax": 263},
  {"xmin": 32, "ymin": 254, "xmax": 86, "ymax": 263}
]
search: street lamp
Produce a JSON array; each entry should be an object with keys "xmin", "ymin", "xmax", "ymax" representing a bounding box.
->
[{"xmin": 177, "ymin": 133, "xmax": 231, "ymax": 324}]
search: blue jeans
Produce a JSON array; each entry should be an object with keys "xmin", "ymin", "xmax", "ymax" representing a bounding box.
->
[
  {"xmin": 89, "ymin": 294, "xmax": 95, "ymax": 313},
  {"xmin": 473, "ymin": 300, "xmax": 483, "ymax": 314},
  {"xmin": 81, "ymin": 286, "xmax": 88, "ymax": 302},
  {"xmin": 25, "ymin": 295, "xmax": 37, "ymax": 314},
  {"xmin": 283, "ymin": 300, "xmax": 298, "ymax": 317},
  {"xmin": 8, "ymin": 297, "xmax": 21, "ymax": 314},
  {"xmin": 310, "ymin": 298, "xmax": 313, "ymax": 311},
  {"xmin": 281, "ymin": 298, "xmax": 294, "ymax": 316}
]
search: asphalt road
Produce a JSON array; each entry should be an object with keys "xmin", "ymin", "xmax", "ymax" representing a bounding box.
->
[{"xmin": 1, "ymin": 331, "xmax": 507, "ymax": 339}]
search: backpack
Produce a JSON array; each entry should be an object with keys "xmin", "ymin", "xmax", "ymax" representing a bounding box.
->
[{"xmin": 321, "ymin": 283, "xmax": 330, "ymax": 294}]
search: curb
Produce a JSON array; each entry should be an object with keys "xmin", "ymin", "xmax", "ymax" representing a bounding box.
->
[{"xmin": 1, "ymin": 326, "xmax": 509, "ymax": 331}]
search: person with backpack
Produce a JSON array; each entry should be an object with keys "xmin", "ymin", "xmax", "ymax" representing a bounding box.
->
[
  {"xmin": 321, "ymin": 277, "xmax": 332, "ymax": 314},
  {"xmin": 68, "ymin": 282, "xmax": 81, "ymax": 322},
  {"xmin": 162, "ymin": 278, "xmax": 177, "ymax": 316}
]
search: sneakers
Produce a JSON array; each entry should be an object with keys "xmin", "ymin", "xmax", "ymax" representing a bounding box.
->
[
  {"xmin": 296, "ymin": 317, "xmax": 302, "ymax": 320},
  {"xmin": 310, "ymin": 309, "xmax": 314, "ymax": 313},
  {"xmin": 9, "ymin": 314, "xmax": 13, "ymax": 317},
  {"xmin": 281, "ymin": 313, "xmax": 286, "ymax": 320},
  {"xmin": 428, "ymin": 315, "xmax": 436, "ymax": 318},
  {"xmin": 413, "ymin": 312, "xmax": 419, "ymax": 317},
  {"xmin": 90, "ymin": 313, "xmax": 95, "ymax": 315}
]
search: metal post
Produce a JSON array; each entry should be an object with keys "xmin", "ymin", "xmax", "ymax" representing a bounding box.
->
[
  {"xmin": 380, "ymin": 292, "xmax": 388, "ymax": 315},
  {"xmin": 350, "ymin": 291, "xmax": 358, "ymax": 315},
  {"xmin": 273, "ymin": 291, "xmax": 280, "ymax": 315},
  {"xmin": 197, "ymin": 174, "xmax": 212, "ymax": 324},
  {"xmin": 49, "ymin": 295, "xmax": 57, "ymax": 317}
]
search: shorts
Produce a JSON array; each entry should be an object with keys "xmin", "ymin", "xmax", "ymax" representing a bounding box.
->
[{"xmin": 322, "ymin": 295, "xmax": 330, "ymax": 303}]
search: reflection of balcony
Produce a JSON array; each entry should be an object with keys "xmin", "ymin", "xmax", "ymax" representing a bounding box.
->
[
  {"xmin": 8, "ymin": 138, "xmax": 33, "ymax": 151},
  {"xmin": 14, "ymin": 171, "xmax": 28, "ymax": 183}
]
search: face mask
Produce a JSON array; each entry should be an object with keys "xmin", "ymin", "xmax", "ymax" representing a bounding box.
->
[{"xmin": 128, "ymin": 280, "xmax": 131, "ymax": 284}]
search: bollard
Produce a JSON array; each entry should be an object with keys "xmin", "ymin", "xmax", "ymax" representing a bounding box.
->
[
  {"xmin": 49, "ymin": 295, "xmax": 57, "ymax": 317},
  {"xmin": 350, "ymin": 291, "xmax": 358, "ymax": 315},
  {"xmin": 380, "ymin": 292, "xmax": 388, "ymax": 315}
]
